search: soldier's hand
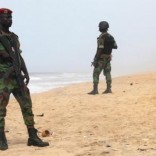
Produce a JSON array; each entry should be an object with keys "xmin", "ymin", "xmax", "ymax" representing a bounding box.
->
[
  {"xmin": 24, "ymin": 74, "xmax": 30, "ymax": 85},
  {"xmin": 92, "ymin": 59, "xmax": 98, "ymax": 68}
]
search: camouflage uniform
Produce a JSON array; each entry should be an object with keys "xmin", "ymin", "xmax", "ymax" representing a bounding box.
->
[
  {"xmin": 93, "ymin": 32, "xmax": 113, "ymax": 88},
  {"xmin": 93, "ymin": 54, "xmax": 112, "ymax": 88},
  {"xmin": 0, "ymin": 31, "xmax": 35, "ymax": 128},
  {"xmin": 0, "ymin": 8, "xmax": 49, "ymax": 150},
  {"xmin": 88, "ymin": 25, "xmax": 117, "ymax": 95}
]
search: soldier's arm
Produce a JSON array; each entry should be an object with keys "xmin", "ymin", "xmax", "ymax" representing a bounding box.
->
[
  {"xmin": 92, "ymin": 47, "xmax": 103, "ymax": 68},
  {"xmin": 94, "ymin": 35, "xmax": 105, "ymax": 60},
  {"xmin": 110, "ymin": 35, "xmax": 117, "ymax": 49},
  {"xmin": 14, "ymin": 33, "xmax": 30, "ymax": 85},
  {"xmin": 94, "ymin": 49, "xmax": 103, "ymax": 60},
  {"xmin": 20, "ymin": 55, "xmax": 30, "ymax": 85},
  {"xmin": 113, "ymin": 39, "xmax": 118, "ymax": 49}
]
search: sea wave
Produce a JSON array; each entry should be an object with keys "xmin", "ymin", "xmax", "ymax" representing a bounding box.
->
[{"xmin": 28, "ymin": 72, "xmax": 92, "ymax": 93}]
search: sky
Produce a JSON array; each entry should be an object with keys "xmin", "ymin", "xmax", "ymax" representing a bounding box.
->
[{"xmin": 0, "ymin": 0, "xmax": 156, "ymax": 76}]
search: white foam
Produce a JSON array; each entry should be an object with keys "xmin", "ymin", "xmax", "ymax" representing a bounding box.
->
[{"xmin": 28, "ymin": 72, "xmax": 92, "ymax": 93}]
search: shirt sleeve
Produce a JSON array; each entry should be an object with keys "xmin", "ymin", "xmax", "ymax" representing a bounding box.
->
[{"xmin": 98, "ymin": 36, "xmax": 105, "ymax": 49}]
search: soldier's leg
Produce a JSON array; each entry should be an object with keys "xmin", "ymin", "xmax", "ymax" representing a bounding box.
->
[
  {"xmin": 88, "ymin": 61, "xmax": 103, "ymax": 95},
  {"xmin": 103, "ymin": 62, "xmax": 112, "ymax": 93},
  {"xmin": 12, "ymin": 86, "xmax": 49, "ymax": 147},
  {"xmin": 12, "ymin": 86, "xmax": 34, "ymax": 126},
  {"xmin": 0, "ymin": 87, "xmax": 10, "ymax": 150}
]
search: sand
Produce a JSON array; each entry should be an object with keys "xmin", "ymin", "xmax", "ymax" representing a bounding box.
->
[{"xmin": 1, "ymin": 72, "xmax": 156, "ymax": 156}]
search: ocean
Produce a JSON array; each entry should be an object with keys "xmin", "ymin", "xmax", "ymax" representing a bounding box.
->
[{"xmin": 28, "ymin": 72, "xmax": 93, "ymax": 93}]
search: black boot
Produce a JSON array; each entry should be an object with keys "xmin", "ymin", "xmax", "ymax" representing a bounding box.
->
[
  {"xmin": 27, "ymin": 128, "xmax": 49, "ymax": 147},
  {"xmin": 0, "ymin": 128, "xmax": 8, "ymax": 151},
  {"xmin": 88, "ymin": 83, "xmax": 98, "ymax": 95},
  {"xmin": 103, "ymin": 83, "xmax": 112, "ymax": 94},
  {"xmin": 102, "ymin": 88, "xmax": 112, "ymax": 94}
]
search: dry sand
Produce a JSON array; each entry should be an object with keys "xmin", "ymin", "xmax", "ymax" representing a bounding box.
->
[{"xmin": 1, "ymin": 72, "xmax": 156, "ymax": 156}]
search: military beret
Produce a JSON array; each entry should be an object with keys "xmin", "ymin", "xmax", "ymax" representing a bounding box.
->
[{"xmin": 0, "ymin": 8, "xmax": 12, "ymax": 14}]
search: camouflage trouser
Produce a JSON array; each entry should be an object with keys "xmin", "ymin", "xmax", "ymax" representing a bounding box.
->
[
  {"xmin": 93, "ymin": 55, "xmax": 112, "ymax": 88},
  {"xmin": 0, "ymin": 74, "xmax": 35, "ymax": 128}
]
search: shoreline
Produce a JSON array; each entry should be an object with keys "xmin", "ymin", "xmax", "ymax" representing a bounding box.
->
[{"xmin": 29, "ymin": 71, "xmax": 156, "ymax": 95}]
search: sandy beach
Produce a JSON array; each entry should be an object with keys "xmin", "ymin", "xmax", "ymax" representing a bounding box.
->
[{"xmin": 1, "ymin": 72, "xmax": 156, "ymax": 156}]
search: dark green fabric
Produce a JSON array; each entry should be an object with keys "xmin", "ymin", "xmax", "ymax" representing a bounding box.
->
[{"xmin": 93, "ymin": 55, "xmax": 112, "ymax": 86}]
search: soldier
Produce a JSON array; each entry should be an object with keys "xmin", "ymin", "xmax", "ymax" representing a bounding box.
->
[
  {"xmin": 88, "ymin": 21, "xmax": 117, "ymax": 95},
  {"xmin": 0, "ymin": 8, "xmax": 49, "ymax": 150}
]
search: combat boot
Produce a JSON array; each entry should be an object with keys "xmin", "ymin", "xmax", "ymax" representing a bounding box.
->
[
  {"xmin": 102, "ymin": 88, "xmax": 112, "ymax": 94},
  {"xmin": 0, "ymin": 128, "xmax": 8, "ymax": 150},
  {"xmin": 102, "ymin": 84, "xmax": 112, "ymax": 94},
  {"xmin": 27, "ymin": 128, "xmax": 49, "ymax": 147},
  {"xmin": 88, "ymin": 83, "xmax": 98, "ymax": 95}
]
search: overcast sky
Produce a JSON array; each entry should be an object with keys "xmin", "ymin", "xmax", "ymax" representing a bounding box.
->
[{"xmin": 0, "ymin": 0, "xmax": 156, "ymax": 76}]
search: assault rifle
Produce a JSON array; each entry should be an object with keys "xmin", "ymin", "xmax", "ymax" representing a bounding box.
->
[{"xmin": 0, "ymin": 34, "xmax": 25, "ymax": 96}]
